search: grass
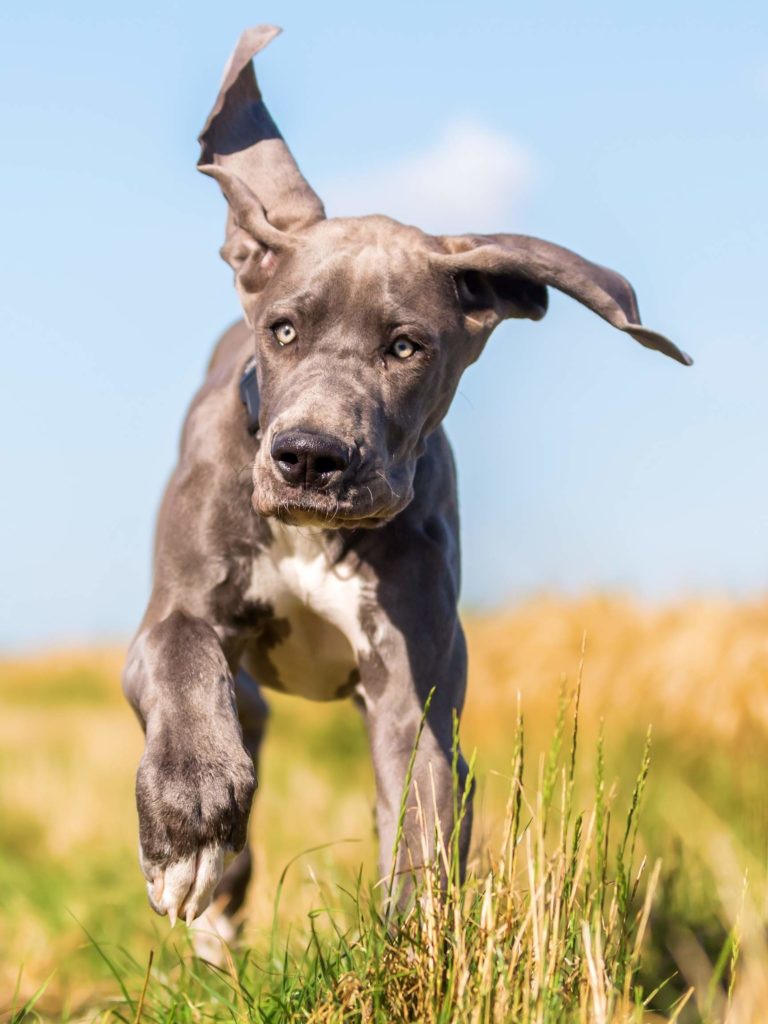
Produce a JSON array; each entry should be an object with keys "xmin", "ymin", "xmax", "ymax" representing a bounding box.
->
[{"xmin": 1, "ymin": 597, "xmax": 768, "ymax": 1021}]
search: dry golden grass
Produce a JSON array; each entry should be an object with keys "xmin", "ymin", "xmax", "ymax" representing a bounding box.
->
[
  {"xmin": 1, "ymin": 597, "xmax": 768, "ymax": 1020},
  {"xmin": 463, "ymin": 596, "xmax": 768, "ymax": 743}
]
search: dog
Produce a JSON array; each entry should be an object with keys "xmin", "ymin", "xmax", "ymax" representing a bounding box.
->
[{"xmin": 122, "ymin": 25, "xmax": 691, "ymax": 943}]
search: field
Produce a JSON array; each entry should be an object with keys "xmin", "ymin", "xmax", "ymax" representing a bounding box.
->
[{"xmin": 2, "ymin": 597, "xmax": 768, "ymax": 1022}]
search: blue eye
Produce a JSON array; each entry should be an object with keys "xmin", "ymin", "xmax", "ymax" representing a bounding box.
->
[
  {"xmin": 272, "ymin": 320, "xmax": 297, "ymax": 346},
  {"xmin": 390, "ymin": 337, "xmax": 418, "ymax": 359}
]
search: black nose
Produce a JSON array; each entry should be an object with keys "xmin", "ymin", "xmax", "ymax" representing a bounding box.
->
[{"xmin": 271, "ymin": 431, "xmax": 351, "ymax": 487}]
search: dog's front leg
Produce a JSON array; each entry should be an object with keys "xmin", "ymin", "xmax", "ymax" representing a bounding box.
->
[
  {"xmin": 358, "ymin": 551, "xmax": 473, "ymax": 904},
  {"xmin": 123, "ymin": 610, "xmax": 255, "ymax": 925}
]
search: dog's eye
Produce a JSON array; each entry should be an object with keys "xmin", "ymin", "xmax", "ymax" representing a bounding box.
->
[
  {"xmin": 389, "ymin": 337, "xmax": 419, "ymax": 360},
  {"xmin": 272, "ymin": 320, "xmax": 297, "ymax": 346}
]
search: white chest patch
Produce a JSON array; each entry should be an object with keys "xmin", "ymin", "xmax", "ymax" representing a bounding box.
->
[
  {"xmin": 244, "ymin": 524, "xmax": 375, "ymax": 700},
  {"xmin": 269, "ymin": 525, "xmax": 375, "ymax": 657}
]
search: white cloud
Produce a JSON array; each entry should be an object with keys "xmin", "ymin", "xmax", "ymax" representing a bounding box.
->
[{"xmin": 320, "ymin": 120, "xmax": 533, "ymax": 235}]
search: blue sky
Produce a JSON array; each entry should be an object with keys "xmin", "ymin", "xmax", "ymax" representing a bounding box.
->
[{"xmin": 2, "ymin": 1, "xmax": 766, "ymax": 648}]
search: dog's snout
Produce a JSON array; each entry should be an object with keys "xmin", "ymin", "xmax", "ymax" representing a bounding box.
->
[{"xmin": 271, "ymin": 431, "xmax": 351, "ymax": 488}]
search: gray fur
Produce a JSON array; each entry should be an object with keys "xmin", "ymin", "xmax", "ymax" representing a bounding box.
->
[{"xmin": 123, "ymin": 26, "xmax": 689, "ymax": 933}]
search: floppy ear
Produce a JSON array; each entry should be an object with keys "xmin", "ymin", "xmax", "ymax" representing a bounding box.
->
[
  {"xmin": 433, "ymin": 233, "xmax": 692, "ymax": 366},
  {"xmin": 197, "ymin": 26, "xmax": 325, "ymax": 281}
]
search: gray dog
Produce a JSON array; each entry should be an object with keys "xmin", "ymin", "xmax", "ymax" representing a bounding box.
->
[{"xmin": 123, "ymin": 25, "xmax": 690, "ymax": 943}]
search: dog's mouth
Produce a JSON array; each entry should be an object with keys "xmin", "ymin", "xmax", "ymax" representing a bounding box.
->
[
  {"xmin": 250, "ymin": 449, "xmax": 414, "ymax": 530},
  {"xmin": 255, "ymin": 497, "xmax": 395, "ymax": 530},
  {"xmin": 252, "ymin": 481, "xmax": 404, "ymax": 531},
  {"xmin": 274, "ymin": 505, "xmax": 392, "ymax": 530}
]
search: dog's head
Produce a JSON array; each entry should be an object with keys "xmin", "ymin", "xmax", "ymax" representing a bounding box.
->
[{"xmin": 199, "ymin": 27, "xmax": 691, "ymax": 530}]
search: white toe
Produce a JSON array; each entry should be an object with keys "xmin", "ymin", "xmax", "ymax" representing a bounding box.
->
[
  {"xmin": 159, "ymin": 855, "xmax": 197, "ymax": 923},
  {"xmin": 181, "ymin": 846, "xmax": 225, "ymax": 924},
  {"xmin": 145, "ymin": 877, "xmax": 166, "ymax": 916}
]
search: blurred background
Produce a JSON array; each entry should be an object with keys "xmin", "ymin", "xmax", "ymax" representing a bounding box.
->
[
  {"xmin": 2, "ymin": 2, "xmax": 768, "ymax": 1019},
  {"xmin": 1, "ymin": 0, "xmax": 767, "ymax": 649}
]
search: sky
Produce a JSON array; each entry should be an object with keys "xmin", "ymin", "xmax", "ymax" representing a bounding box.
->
[{"xmin": 1, "ymin": 1, "xmax": 767, "ymax": 649}]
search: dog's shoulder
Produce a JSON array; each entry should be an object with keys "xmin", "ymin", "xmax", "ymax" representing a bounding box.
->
[
  {"xmin": 156, "ymin": 318, "xmax": 256, "ymax": 544},
  {"xmin": 205, "ymin": 318, "xmax": 252, "ymax": 381},
  {"xmin": 175, "ymin": 320, "xmax": 253, "ymax": 462},
  {"xmin": 151, "ymin": 320, "xmax": 265, "ymax": 591}
]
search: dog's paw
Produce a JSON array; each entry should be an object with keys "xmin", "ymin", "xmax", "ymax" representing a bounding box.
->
[
  {"xmin": 135, "ymin": 738, "xmax": 255, "ymax": 925},
  {"xmin": 140, "ymin": 843, "xmax": 230, "ymax": 925}
]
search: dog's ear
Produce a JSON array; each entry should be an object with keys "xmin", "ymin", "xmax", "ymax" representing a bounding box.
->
[
  {"xmin": 433, "ymin": 233, "xmax": 691, "ymax": 366},
  {"xmin": 198, "ymin": 26, "xmax": 325, "ymax": 286}
]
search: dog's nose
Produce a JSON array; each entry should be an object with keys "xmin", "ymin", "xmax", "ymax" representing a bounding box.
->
[{"xmin": 271, "ymin": 431, "xmax": 351, "ymax": 487}]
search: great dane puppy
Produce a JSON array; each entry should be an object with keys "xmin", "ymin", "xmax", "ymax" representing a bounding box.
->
[{"xmin": 123, "ymin": 26, "xmax": 690, "ymax": 939}]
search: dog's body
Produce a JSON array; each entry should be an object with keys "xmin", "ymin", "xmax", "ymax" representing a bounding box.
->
[
  {"xmin": 123, "ymin": 26, "xmax": 690, "ymax": 939},
  {"xmin": 124, "ymin": 314, "xmax": 468, "ymax": 933}
]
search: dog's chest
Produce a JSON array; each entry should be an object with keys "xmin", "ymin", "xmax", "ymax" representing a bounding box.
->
[{"xmin": 241, "ymin": 526, "xmax": 374, "ymax": 701}]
